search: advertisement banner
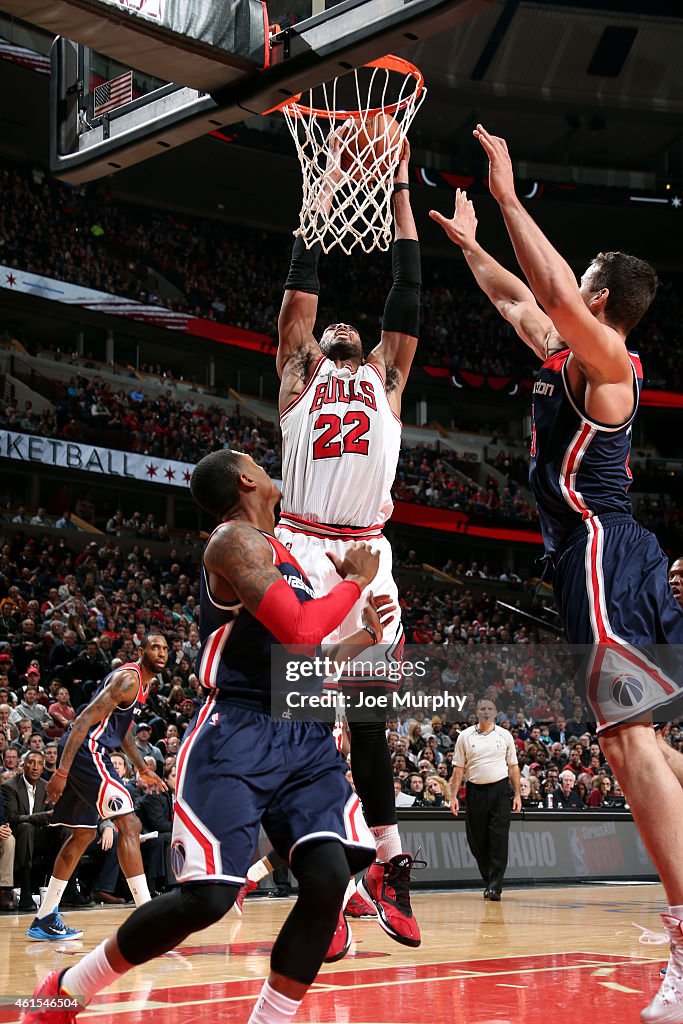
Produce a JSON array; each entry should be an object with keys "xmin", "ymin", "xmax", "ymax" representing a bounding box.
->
[
  {"xmin": 397, "ymin": 814, "xmax": 655, "ymax": 885},
  {"xmin": 0, "ymin": 430, "xmax": 194, "ymax": 490}
]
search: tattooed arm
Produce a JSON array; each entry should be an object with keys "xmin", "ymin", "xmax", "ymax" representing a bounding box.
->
[
  {"xmin": 204, "ymin": 522, "xmax": 379, "ymax": 646},
  {"xmin": 45, "ymin": 667, "xmax": 140, "ymax": 804}
]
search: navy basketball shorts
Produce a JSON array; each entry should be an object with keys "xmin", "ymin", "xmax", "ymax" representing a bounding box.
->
[
  {"xmin": 50, "ymin": 738, "xmax": 134, "ymax": 828},
  {"xmin": 554, "ymin": 513, "xmax": 683, "ymax": 732},
  {"xmin": 170, "ymin": 698, "xmax": 376, "ymax": 885}
]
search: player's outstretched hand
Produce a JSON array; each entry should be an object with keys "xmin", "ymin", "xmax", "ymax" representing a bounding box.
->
[
  {"xmin": 473, "ymin": 124, "xmax": 515, "ymax": 204},
  {"xmin": 137, "ymin": 766, "xmax": 167, "ymax": 794},
  {"xmin": 394, "ymin": 139, "xmax": 411, "ymax": 185},
  {"xmin": 326, "ymin": 541, "xmax": 380, "ymax": 589},
  {"xmin": 361, "ymin": 592, "xmax": 397, "ymax": 645},
  {"xmin": 429, "ymin": 188, "xmax": 477, "ymax": 249},
  {"xmin": 325, "ymin": 117, "xmax": 353, "ymax": 187}
]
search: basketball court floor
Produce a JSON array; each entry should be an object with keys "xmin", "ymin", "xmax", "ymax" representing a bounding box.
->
[{"xmin": 0, "ymin": 884, "xmax": 669, "ymax": 1023}]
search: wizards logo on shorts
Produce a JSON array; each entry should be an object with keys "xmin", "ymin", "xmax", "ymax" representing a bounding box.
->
[
  {"xmin": 107, "ymin": 795, "xmax": 125, "ymax": 813},
  {"xmin": 171, "ymin": 840, "xmax": 186, "ymax": 876},
  {"xmin": 610, "ymin": 673, "xmax": 645, "ymax": 708}
]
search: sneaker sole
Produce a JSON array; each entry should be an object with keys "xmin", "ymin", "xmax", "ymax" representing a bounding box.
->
[
  {"xmin": 356, "ymin": 878, "xmax": 421, "ymax": 949},
  {"xmin": 26, "ymin": 929, "xmax": 83, "ymax": 941}
]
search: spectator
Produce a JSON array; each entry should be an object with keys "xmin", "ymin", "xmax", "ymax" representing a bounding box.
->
[
  {"xmin": 47, "ymin": 686, "xmax": 76, "ymax": 738},
  {"xmin": 586, "ymin": 776, "xmax": 613, "ymax": 808},
  {"xmin": 134, "ymin": 723, "xmax": 163, "ymax": 770},
  {"xmin": 0, "ymin": 784, "xmax": 15, "ymax": 910},
  {"xmin": 424, "ymin": 775, "xmax": 450, "ymax": 808},
  {"xmin": 55, "ymin": 511, "xmax": 78, "ymax": 531},
  {"xmin": 394, "ymin": 779, "xmax": 415, "ymax": 808},
  {"xmin": 2, "ymin": 751, "xmax": 53, "ymax": 910},
  {"xmin": 554, "ymin": 770, "xmax": 586, "ymax": 810},
  {"xmin": 9, "ymin": 687, "xmax": 53, "ymax": 732}
]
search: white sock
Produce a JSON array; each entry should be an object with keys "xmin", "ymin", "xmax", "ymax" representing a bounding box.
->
[
  {"xmin": 370, "ymin": 824, "xmax": 402, "ymax": 862},
  {"xmin": 126, "ymin": 874, "xmax": 151, "ymax": 907},
  {"xmin": 669, "ymin": 905, "xmax": 683, "ymax": 919},
  {"xmin": 247, "ymin": 859, "xmax": 271, "ymax": 884},
  {"xmin": 342, "ymin": 878, "xmax": 356, "ymax": 911},
  {"xmin": 37, "ymin": 876, "xmax": 68, "ymax": 919},
  {"xmin": 247, "ymin": 980, "xmax": 300, "ymax": 1024},
  {"xmin": 61, "ymin": 941, "xmax": 124, "ymax": 1007}
]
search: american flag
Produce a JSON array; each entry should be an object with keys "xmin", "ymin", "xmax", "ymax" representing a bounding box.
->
[{"xmin": 93, "ymin": 70, "xmax": 133, "ymax": 116}]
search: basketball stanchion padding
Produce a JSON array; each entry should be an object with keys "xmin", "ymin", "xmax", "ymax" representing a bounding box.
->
[{"xmin": 272, "ymin": 55, "xmax": 426, "ymax": 255}]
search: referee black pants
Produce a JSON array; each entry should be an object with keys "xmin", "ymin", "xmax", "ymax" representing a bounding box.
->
[{"xmin": 465, "ymin": 778, "xmax": 512, "ymax": 893}]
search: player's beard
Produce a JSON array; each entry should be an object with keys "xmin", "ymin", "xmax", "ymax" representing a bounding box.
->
[{"xmin": 321, "ymin": 337, "xmax": 362, "ymax": 361}]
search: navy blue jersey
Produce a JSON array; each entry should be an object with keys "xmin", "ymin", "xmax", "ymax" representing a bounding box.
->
[
  {"xmin": 80, "ymin": 662, "xmax": 148, "ymax": 752},
  {"xmin": 529, "ymin": 349, "xmax": 642, "ymax": 557},
  {"xmin": 196, "ymin": 525, "xmax": 317, "ymax": 707}
]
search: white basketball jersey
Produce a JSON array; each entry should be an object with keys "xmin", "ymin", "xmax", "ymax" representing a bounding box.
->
[{"xmin": 280, "ymin": 356, "xmax": 401, "ymax": 528}]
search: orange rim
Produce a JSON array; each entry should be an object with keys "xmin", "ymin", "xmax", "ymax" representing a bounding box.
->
[{"xmin": 264, "ymin": 54, "xmax": 424, "ymax": 119}]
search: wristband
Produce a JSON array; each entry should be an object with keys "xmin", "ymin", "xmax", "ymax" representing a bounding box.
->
[
  {"xmin": 392, "ymin": 183, "xmax": 410, "ymax": 195},
  {"xmin": 361, "ymin": 624, "xmax": 378, "ymax": 645},
  {"xmin": 55, "ymin": 768, "xmax": 68, "ymax": 778}
]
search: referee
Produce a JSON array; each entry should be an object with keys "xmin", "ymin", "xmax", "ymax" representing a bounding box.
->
[{"xmin": 449, "ymin": 698, "xmax": 521, "ymax": 900}]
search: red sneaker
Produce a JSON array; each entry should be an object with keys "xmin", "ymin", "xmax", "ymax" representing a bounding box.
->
[
  {"xmin": 234, "ymin": 878, "xmax": 258, "ymax": 915},
  {"xmin": 323, "ymin": 910, "xmax": 352, "ymax": 963},
  {"xmin": 345, "ymin": 891, "xmax": 376, "ymax": 918},
  {"xmin": 20, "ymin": 970, "xmax": 81, "ymax": 1024},
  {"xmin": 357, "ymin": 854, "xmax": 422, "ymax": 948}
]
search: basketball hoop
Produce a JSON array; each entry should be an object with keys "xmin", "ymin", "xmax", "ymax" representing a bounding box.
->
[{"xmin": 276, "ymin": 55, "xmax": 426, "ymax": 255}]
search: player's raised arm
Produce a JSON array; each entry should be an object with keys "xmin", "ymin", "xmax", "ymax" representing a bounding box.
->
[
  {"xmin": 207, "ymin": 523, "xmax": 380, "ymax": 646},
  {"xmin": 430, "ymin": 188, "xmax": 554, "ymax": 361},
  {"xmin": 367, "ymin": 142, "xmax": 420, "ymax": 412},
  {"xmin": 277, "ymin": 125, "xmax": 349, "ymax": 402},
  {"xmin": 46, "ymin": 668, "xmax": 141, "ymax": 804},
  {"xmin": 473, "ymin": 124, "xmax": 631, "ymax": 382}
]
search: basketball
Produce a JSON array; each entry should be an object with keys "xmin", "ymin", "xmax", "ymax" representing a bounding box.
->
[
  {"xmin": 610, "ymin": 673, "xmax": 645, "ymax": 708},
  {"xmin": 340, "ymin": 112, "xmax": 405, "ymax": 181}
]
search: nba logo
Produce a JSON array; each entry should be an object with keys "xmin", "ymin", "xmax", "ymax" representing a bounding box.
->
[
  {"xmin": 210, "ymin": 712, "xmax": 221, "ymax": 726},
  {"xmin": 610, "ymin": 673, "xmax": 644, "ymax": 708}
]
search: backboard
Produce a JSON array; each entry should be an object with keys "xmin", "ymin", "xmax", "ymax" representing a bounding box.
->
[{"xmin": 50, "ymin": 0, "xmax": 493, "ymax": 183}]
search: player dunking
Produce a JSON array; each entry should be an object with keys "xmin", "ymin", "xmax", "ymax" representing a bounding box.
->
[
  {"xmin": 23, "ymin": 450, "xmax": 390, "ymax": 1024},
  {"xmin": 25, "ymin": 636, "xmax": 168, "ymax": 941},
  {"xmin": 276, "ymin": 138, "xmax": 422, "ymax": 946},
  {"xmin": 431, "ymin": 125, "xmax": 683, "ymax": 1024}
]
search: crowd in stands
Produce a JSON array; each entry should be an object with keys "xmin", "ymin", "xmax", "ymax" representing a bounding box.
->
[
  {"xmin": 0, "ymin": 390, "xmax": 539, "ymax": 525},
  {"xmin": 2, "ymin": 161, "xmax": 683, "ymax": 387},
  {"xmin": 394, "ymin": 446, "xmax": 537, "ymax": 521}
]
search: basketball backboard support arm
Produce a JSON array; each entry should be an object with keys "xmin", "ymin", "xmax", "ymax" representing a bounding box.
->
[{"xmin": 50, "ymin": 0, "xmax": 492, "ymax": 183}]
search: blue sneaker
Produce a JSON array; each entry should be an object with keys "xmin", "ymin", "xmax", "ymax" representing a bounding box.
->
[{"xmin": 26, "ymin": 910, "xmax": 83, "ymax": 941}]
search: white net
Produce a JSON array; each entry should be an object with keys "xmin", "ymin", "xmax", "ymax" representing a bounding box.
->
[{"xmin": 281, "ymin": 56, "xmax": 426, "ymax": 255}]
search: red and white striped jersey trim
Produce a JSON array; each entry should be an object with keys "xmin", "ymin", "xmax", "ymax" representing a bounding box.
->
[
  {"xmin": 198, "ymin": 621, "xmax": 235, "ymax": 687},
  {"xmin": 583, "ymin": 516, "xmax": 676, "ymax": 729},
  {"xmin": 278, "ymin": 512, "xmax": 384, "ymax": 541},
  {"xmin": 559, "ymin": 422, "xmax": 595, "ymax": 518}
]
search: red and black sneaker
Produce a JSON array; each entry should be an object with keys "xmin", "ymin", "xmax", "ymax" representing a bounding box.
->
[
  {"xmin": 234, "ymin": 878, "xmax": 258, "ymax": 915},
  {"xmin": 323, "ymin": 910, "xmax": 352, "ymax": 963},
  {"xmin": 20, "ymin": 970, "xmax": 81, "ymax": 1024},
  {"xmin": 345, "ymin": 891, "xmax": 376, "ymax": 918},
  {"xmin": 357, "ymin": 853, "xmax": 422, "ymax": 948}
]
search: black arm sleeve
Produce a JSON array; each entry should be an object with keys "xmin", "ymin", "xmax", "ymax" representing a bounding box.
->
[
  {"xmin": 381, "ymin": 238, "xmax": 421, "ymax": 338},
  {"xmin": 284, "ymin": 236, "xmax": 322, "ymax": 296}
]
